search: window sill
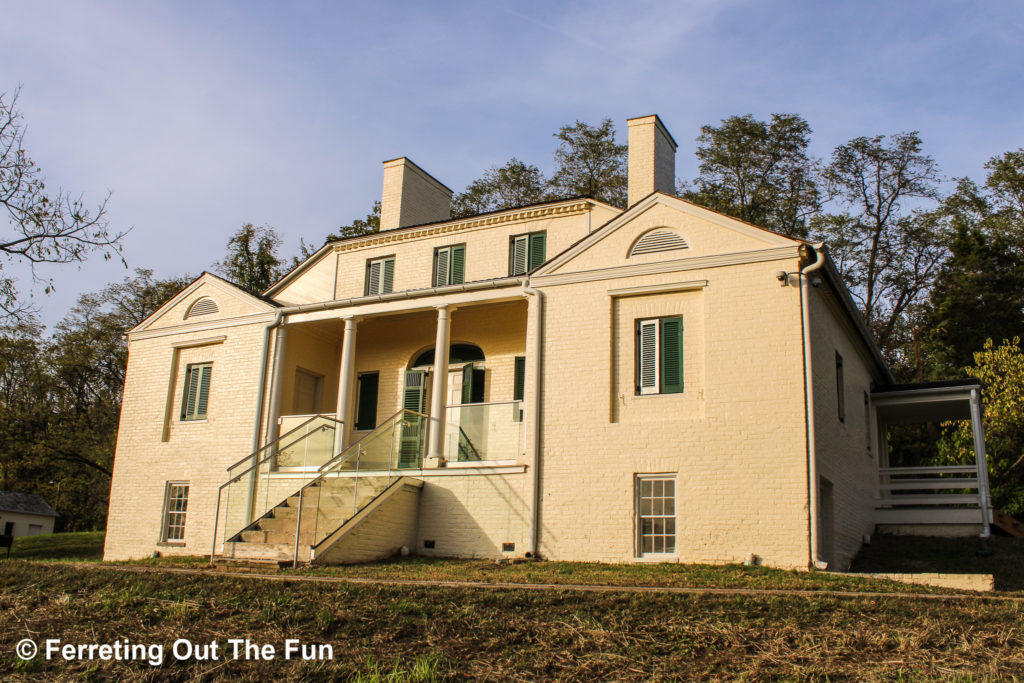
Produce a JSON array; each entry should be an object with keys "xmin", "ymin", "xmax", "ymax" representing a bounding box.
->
[
  {"xmin": 157, "ymin": 541, "xmax": 185, "ymax": 547},
  {"xmin": 634, "ymin": 554, "xmax": 679, "ymax": 563},
  {"xmin": 632, "ymin": 393, "xmax": 685, "ymax": 399},
  {"xmin": 179, "ymin": 419, "xmax": 209, "ymax": 425}
]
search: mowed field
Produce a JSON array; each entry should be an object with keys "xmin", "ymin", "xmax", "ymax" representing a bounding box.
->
[{"xmin": 1, "ymin": 533, "xmax": 1023, "ymax": 681}]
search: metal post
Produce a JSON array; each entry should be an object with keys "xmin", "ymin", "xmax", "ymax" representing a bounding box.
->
[
  {"xmin": 210, "ymin": 487, "xmax": 223, "ymax": 564},
  {"xmin": 292, "ymin": 485, "xmax": 304, "ymax": 568},
  {"xmin": 969, "ymin": 388, "xmax": 992, "ymax": 539}
]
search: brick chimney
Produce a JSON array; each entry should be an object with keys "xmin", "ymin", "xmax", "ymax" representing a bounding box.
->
[
  {"xmin": 627, "ymin": 115, "xmax": 677, "ymax": 206},
  {"xmin": 379, "ymin": 157, "xmax": 452, "ymax": 231}
]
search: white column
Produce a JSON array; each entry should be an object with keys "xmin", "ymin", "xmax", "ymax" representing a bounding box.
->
[
  {"xmin": 426, "ymin": 305, "xmax": 451, "ymax": 467},
  {"xmin": 970, "ymin": 388, "xmax": 992, "ymax": 538},
  {"xmin": 334, "ymin": 317, "xmax": 358, "ymax": 455},
  {"xmin": 265, "ymin": 326, "xmax": 289, "ymax": 446}
]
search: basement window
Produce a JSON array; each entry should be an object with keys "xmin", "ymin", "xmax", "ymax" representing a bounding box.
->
[{"xmin": 636, "ymin": 475, "xmax": 676, "ymax": 556}]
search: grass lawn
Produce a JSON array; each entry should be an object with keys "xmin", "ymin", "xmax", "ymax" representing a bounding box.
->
[
  {"xmin": 4, "ymin": 532, "xmax": 1024, "ymax": 679},
  {"xmin": 2, "ymin": 560, "xmax": 1023, "ymax": 681},
  {"xmin": 7, "ymin": 531, "xmax": 104, "ymax": 561}
]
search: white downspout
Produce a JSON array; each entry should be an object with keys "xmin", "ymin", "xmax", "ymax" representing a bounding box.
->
[
  {"xmin": 799, "ymin": 243, "xmax": 827, "ymax": 570},
  {"xmin": 522, "ymin": 279, "xmax": 544, "ymax": 558}
]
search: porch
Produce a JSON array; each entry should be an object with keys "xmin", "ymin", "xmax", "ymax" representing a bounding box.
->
[
  {"xmin": 212, "ymin": 292, "xmax": 536, "ymax": 564},
  {"xmin": 871, "ymin": 379, "xmax": 992, "ymax": 538}
]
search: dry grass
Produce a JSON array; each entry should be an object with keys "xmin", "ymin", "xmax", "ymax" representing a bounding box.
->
[{"xmin": 1, "ymin": 561, "xmax": 1023, "ymax": 681}]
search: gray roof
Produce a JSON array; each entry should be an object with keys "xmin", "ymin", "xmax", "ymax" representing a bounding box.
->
[{"xmin": 0, "ymin": 491, "xmax": 58, "ymax": 517}]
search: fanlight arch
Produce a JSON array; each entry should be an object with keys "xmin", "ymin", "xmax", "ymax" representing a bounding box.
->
[
  {"xmin": 184, "ymin": 296, "xmax": 219, "ymax": 319},
  {"xmin": 411, "ymin": 343, "xmax": 485, "ymax": 368},
  {"xmin": 628, "ymin": 228, "xmax": 689, "ymax": 257}
]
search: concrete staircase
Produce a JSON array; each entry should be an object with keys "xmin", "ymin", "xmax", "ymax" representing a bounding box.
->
[{"xmin": 219, "ymin": 475, "xmax": 392, "ymax": 565}]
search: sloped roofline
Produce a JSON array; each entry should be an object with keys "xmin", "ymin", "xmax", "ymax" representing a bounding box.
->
[
  {"xmin": 263, "ymin": 196, "xmax": 621, "ymax": 297},
  {"xmin": 130, "ymin": 271, "xmax": 279, "ymax": 334}
]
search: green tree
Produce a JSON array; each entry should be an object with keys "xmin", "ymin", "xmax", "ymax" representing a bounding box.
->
[
  {"xmin": 452, "ymin": 158, "xmax": 546, "ymax": 218},
  {"xmin": 328, "ymin": 201, "xmax": 380, "ymax": 240},
  {"xmin": 940, "ymin": 338, "xmax": 1024, "ymax": 515},
  {"xmin": 681, "ymin": 113, "xmax": 821, "ymax": 238},
  {"xmin": 0, "ymin": 270, "xmax": 188, "ymax": 530},
  {"xmin": 1, "ymin": 87, "xmax": 127, "ymax": 320},
  {"xmin": 548, "ymin": 118, "xmax": 628, "ymax": 207},
  {"xmin": 814, "ymin": 132, "xmax": 945, "ymax": 353},
  {"xmin": 216, "ymin": 223, "xmax": 284, "ymax": 294}
]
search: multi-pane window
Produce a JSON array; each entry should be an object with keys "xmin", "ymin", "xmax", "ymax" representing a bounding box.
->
[
  {"xmin": 433, "ymin": 244, "xmax": 466, "ymax": 287},
  {"xmin": 637, "ymin": 475, "xmax": 676, "ymax": 555},
  {"xmin": 180, "ymin": 363, "xmax": 212, "ymax": 421},
  {"xmin": 635, "ymin": 317, "xmax": 684, "ymax": 395},
  {"xmin": 509, "ymin": 231, "xmax": 546, "ymax": 276},
  {"xmin": 365, "ymin": 256, "xmax": 395, "ymax": 295},
  {"xmin": 836, "ymin": 351, "xmax": 845, "ymax": 422},
  {"xmin": 162, "ymin": 482, "xmax": 189, "ymax": 543}
]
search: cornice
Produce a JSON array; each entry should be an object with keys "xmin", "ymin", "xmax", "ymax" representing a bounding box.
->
[{"xmin": 332, "ymin": 201, "xmax": 592, "ymax": 253}]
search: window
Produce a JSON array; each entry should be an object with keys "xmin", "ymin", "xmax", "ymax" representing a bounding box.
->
[
  {"xmin": 28, "ymin": 524, "xmax": 42, "ymax": 536},
  {"xmin": 433, "ymin": 244, "xmax": 466, "ymax": 287},
  {"xmin": 513, "ymin": 356, "xmax": 526, "ymax": 401},
  {"xmin": 863, "ymin": 391, "xmax": 872, "ymax": 457},
  {"xmin": 365, "ymin": 256, "xmax": 395, "ymax": 295},
  {"xmin": 161, "ymin": 482, "xmax": 189, "ymax": 543},
  {"xmin": 355, "ymin": 372, "xmax": 379, "ymax": 431},
  {"xmin": 180, "ymin": 363, "xmax": 212, "ymax": 421},
  {"xmin": 460, "ymin": 363, "xmax": 485, "ymax": 404},
  {"xmin": 635, "ymin": 317, "xmax": 684, "ymax": 395},
  {"xmin": 636, "ymin": 475, "xmax": 676, "ymax": 556},
  {"xmin": 509, "ymin": 231, "xmax": 546, "ymax": 276},
  {"xmin": 836, "ymin": 352, "xmax": 845, "ymax": 422}
]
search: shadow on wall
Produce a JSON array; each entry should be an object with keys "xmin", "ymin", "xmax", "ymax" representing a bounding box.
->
[{"xmin": 416, "ymin": 475, "xmax": 531, "ymax": 559}]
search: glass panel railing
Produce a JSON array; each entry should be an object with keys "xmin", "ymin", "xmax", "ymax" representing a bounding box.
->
[
  {"xmin": 308, "ymin": 409, "xmax": 426, "ymax": 548},
  {"xmin": 215, "ymin": 415, "xmax": 341, "ymax": 551},
  {"xmin": 443, "ymin": 401, "xmax": 523, "ymax": 463}
]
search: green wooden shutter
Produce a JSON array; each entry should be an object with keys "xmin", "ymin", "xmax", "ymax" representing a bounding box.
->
[
  {"xmin": 528, "ymin": 232, "xmax": 546, "ymax": 271},
  {"xmin": 461, "ymin": 363, "xmax": 474, "ymax": 404},
  {"xmin": 399, "ymin": 370, "xmax": 426, "ymax": 468},
  {"xmin": 451, "ymin": 244, "xmax": 465, "ymax": 284},
  {"xmin": 434, "ymin": 248, "xmax": 450, "ymax": 287},
  {"xmin": 513, "ymin": 356, "xmax": 526, "ymax": 401},
  {"xmin": 660, "ymin": 317, "xmax": 684, "ymax": 394},
  {"xmin": 511, "ymin": 235, "xmax": 528, "ymax": 275},
  {"xmin": 181, "ymin": 366, "xmax": 200, "ymax": 419},
  {"xmin": 195, "ymin": 364, "xmax": 212, "ymax": 416},
  {"xmin": 366, "ymin": 260, "xmax": 381, "ymax": 295},
  {"xmin": 637, "ymin": 320, "xmax": 659, "ymax": 395},
  {"xmin": 382, "ymin": 258, "xmax": 395, "ymax": 293}
]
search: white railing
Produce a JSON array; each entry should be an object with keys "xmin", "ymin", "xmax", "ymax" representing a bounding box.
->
[{"xmin": 877, "ymin": 466, "xmax": 982, "ymax": 507}]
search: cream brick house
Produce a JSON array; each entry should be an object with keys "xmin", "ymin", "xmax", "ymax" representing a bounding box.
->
[{"xmin": 104, "ymin": 115, "xmax": 993, "ymax": 571}]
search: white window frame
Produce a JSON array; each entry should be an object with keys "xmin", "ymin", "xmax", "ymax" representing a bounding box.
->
[
  {"xmin": 635, "ymin": 474, "xmax": 677, "ymax": 558},
  {"xmin": 161, "ymin": 481, "xmax": 190, "ymax": 544},
  {"xmin": 637, "ymin": 319, "xmax": 661, "ymax": 395}
]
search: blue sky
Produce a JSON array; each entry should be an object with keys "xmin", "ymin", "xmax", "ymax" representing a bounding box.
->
[{"xmin": 2, "ymin": 0, "xmax": 1023, "ymax": 326}]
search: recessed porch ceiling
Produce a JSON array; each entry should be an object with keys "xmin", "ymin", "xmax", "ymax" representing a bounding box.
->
[{"xmin": 871, "ymin": 379, "xmax": 981, "ymax": 423}]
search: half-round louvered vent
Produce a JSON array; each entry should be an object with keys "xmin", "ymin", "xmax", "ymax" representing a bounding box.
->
[
  {"xmin": 628, "ymin": 229, "xmax": 689, "ymax": 257},
  {"xmin": 185, "ymin": 297, "xmax": 219, "ymax": 319}
]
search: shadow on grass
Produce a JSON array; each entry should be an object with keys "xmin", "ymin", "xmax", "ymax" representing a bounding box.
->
[
  {"xmin": 850, "ymin": 533, "xmax": 1024, "ymax": 592},
  {"xmin": 6, "ymin": 531, "xmax": 104, "ymax": 561}
]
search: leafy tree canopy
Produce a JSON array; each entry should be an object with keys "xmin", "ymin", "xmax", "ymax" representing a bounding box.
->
[
  {"xmin": 681, "ymin": 113, "xmax": 820, "ymax": 238},
  {"xmin": 548, "ymin": 118, "xmax": 628, "ymax": 208},
  {"xmin": 216, "ymin": 223, "xmax": 284, "ymax": 294},
  {"xmin": 452, "ymin": 159, "xmax": 546, "ymax": 218},
  {"xmin": 327, "ymin": 201, "xmax": 380, "ymax": 241}
]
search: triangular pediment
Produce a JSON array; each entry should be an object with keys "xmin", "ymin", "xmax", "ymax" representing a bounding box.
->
[
  {"xmin": 537, "ymin": 193, "xmax": 801, "ymax": 276},
  {"xmin": 131, "ymin": 272, "xmax": 278, "ymax": 333}
]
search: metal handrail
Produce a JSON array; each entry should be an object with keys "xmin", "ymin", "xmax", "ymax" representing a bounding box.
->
[
  {"xmin": 210, "ymin": 414, "xmax": 342, "ymax": 564},
  {"xmin": 315, "ymin": 409, "xmax": 427, "ymax": 472},
  {"xmin": 224, "ymin": 414, "xmax": 343, "ymax": 473},
  {"xmin": 457, "ymin": 426, "xmax": 482, "ymax": 461},
  {"xmin": 447, "ymin": 400, "xmax": 523, "ymax": 409}
]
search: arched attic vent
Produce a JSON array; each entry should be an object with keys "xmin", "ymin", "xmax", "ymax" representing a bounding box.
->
[
  {"xmin": 628, "ymin": 229, "xmax": 689, "ymax": 257},
  {"xmin": 184, "ymin": 297, "xmax": 219, "ymax": 319}
]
